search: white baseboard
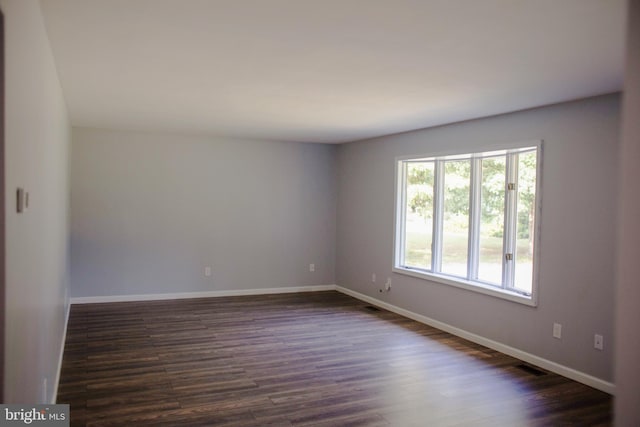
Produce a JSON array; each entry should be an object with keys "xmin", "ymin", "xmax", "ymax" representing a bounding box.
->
[
  {"xmin": 70, "ymin": 284, "xmax": 337, "ymax": 304},
  {"xmin": 52, "ymin": 299, "xmax": 71, "ymax": 404},
  {"xmin": 335, "ymin": 285, "xmax": 615, "ymax": 395}
]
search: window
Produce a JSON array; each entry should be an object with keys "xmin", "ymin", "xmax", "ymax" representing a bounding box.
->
[{"xmin": 394, "ymin": 143, "xmax": 541, "ymax": 305}]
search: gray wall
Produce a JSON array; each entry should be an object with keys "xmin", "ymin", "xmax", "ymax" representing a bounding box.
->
[
  {"xmin": 614, "ymin": 0, "xmax": 640, "ymax": 424},
  {"xmin": 336, "ymin": 94, "xmax": 619, "ymax": 382},
  {"xmin": 71, "ymin": 128, "xmax": 336, "ymax": 297},
  {"xmin": 1, "ymin": 0, "xmax": 71, "ymax": 402}
]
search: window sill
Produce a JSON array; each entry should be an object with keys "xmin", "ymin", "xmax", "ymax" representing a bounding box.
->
[{"xmin": 392, "ymin": 266, "xmax": 537, "ymax": 307}]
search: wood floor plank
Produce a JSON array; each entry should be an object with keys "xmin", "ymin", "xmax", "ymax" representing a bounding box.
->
[{"xmin": 58, "ymin": 291, "xmax": 612, "ymax": 426}]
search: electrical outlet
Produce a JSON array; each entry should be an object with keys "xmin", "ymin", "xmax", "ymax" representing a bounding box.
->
[
  {"xmin": 594, "ymin": 334, "xmax": 604, "ymax": 350},
  {"xmin": 204, "ymin": 266, "xmax": 212, "ymax": 277},
  {"xmin": 384, "ymin": 278, "xmax": 392, "ymax": 292},
  {"xmin": 372, "ymin": 273, "xmax": 376, "ymax": 283},
  {"xmin": 309, "ymin": 263, "xmax": 315, "ymax": 272},
  {"xmin": 553, "ymin": 323, "xmax": 562, "ymax": 339}
]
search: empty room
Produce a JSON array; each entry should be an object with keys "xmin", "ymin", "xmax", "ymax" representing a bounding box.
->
[{"xmin": 2, "ymin": 0, "xmax": 640, "ymax": 426}]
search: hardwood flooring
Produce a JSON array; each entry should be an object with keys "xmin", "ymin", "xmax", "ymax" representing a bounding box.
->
[{"xmin": 58, "ymin": 291, "xmax": 612, "ymax": 426}]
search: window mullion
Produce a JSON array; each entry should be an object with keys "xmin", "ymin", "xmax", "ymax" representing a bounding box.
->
[
  {"xmin": 503, "ymin": 153, "xmax": 518, "ymax": 288},
  {"xmin": 468, "ymin": 158, "xmax": 481, "ymax": 281},
  {"xmin": 398, "ymin": 162, "xmax": 408, "ymax": 267},
  {"xmin": 432, "ymin": 160, "xmax": 444, "ymax": 272}
]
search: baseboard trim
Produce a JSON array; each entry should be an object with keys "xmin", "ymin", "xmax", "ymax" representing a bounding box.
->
[
  {"xmin": 70, "ymin": 284, "xmax": 337, "ymax": 304},
  {"xmin": 52, "ymin": 299, "xmax": 71, "ymax": 404},
  {"xmin": 335, "ymin": 285, "xmax": 615, "ymax": 395}
]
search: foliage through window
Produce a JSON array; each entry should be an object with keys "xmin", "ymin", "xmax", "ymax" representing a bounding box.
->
[{"xmin": 394, "ymin": 145, "xmax": 540, "ymax": 303}]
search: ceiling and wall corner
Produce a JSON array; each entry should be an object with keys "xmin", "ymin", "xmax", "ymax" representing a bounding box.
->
[{"xmin": 39, "ymin": 0, "xmax": 625, "ymax": 143}]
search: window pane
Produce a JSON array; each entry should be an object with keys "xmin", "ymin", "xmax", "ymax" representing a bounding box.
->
[
  {"xmin": 478, "ymin": 157, "xmax": 506, "ymax": 284},
  {"xmin": 442, "ymin": 160, "xmax": 470, "ymax": 277},
  {"xmin": 514, "ymin": 151, "xmax": 537, "ymax": 293},
  {"xmin": 403, "ymin": 162, "xmax": 434, "ymax": 269}
]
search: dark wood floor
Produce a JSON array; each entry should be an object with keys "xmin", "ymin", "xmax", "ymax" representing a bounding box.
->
[{"xmin": 58, "ymin": 291, "xmax": 612, "ymax": 426}]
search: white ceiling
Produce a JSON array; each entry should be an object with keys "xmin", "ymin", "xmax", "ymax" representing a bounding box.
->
[{"xmin": 39, "ymin": 0, "xmax": 626, "ymax": 144}]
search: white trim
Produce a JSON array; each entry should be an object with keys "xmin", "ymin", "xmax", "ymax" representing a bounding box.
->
[
  {"xmin": 392, "ymin": 267, "xmax": 535, "ymax": 306},
  {"xmin": 334, "ymin": 285, "xmax": 615, "ymax": 395},
  {"xmin": 69, "ymin": 285, "xmax": 337, "ymax": 304},
  {"xmin": 52, "ymin": 300, "xmax": 71, "ymax": 404}
]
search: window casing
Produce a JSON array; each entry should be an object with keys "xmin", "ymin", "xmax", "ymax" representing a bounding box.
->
[{"xmin": 393, "ymin": 143, "xmax": 541, "ymax": 306}]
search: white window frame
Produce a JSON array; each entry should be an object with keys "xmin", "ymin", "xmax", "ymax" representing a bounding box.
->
[{"xmin": 393, "ymin": 141, "xmax": 543, "ymax": 306}]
